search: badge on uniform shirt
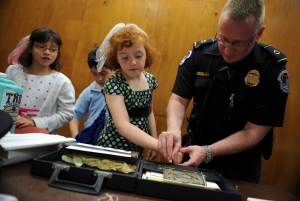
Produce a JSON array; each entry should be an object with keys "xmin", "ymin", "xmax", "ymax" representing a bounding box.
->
[{"xmin": 245, "ymin": 70, "xmax": 260, "ymax": 87}]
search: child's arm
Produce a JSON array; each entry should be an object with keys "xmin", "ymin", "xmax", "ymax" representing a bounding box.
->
[
  {"xmin": 145, "ymin": 103, "xmax": 158, "ymax": 160},
  {"xmin": 69, "ymin": 87, "xmax": 91, "ymax": 138},
  {"xmin": 105, "ymin": 94, "xmax": 158, "ymax": 151},
  {"xmin": 148, "ymin": 103, "xmax": 158, "ymax": 139},
  {"xmin": 69, "ymin": 118, "xmax": 79, "ymax": 138}
]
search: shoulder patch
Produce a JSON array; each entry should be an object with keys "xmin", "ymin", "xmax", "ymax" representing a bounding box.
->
[
  {"xmin": 278, "ymin": 69, "xmax": 288, "ymax": 93},
  {"xmin": 259, "ymin": 43, "xmax": 288, "ymax": 66},
  {"xmin": 179, "ymin": 39, "xmax": 216, "ymax": 66},
  {"xmin": 193, "ymin": 39, "xmax": 216, "ymax": 50}
]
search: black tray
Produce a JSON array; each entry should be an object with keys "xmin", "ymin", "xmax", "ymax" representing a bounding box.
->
[
  {"xmin": 135, "ymin": 160, "xmax": 242, "ymax": 201},
  {"xmin": 31, "ymin": 147, "xmax": 140, "ymax": 195}
]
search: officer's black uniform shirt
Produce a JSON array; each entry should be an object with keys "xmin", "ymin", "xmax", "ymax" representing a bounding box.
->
[{"xmin": 172, "ymin": 40, "xmax": 289, "ymax": 182}]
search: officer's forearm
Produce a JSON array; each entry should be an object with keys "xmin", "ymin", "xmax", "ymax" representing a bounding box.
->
[{"xmin": 210, "ymin": 122, "xmax": 271, "ymax": 157}]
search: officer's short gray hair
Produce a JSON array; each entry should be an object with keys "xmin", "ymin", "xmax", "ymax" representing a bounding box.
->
[{"xmin": 222, "ymin": 0, "xmax": 265, "ymax": 30}]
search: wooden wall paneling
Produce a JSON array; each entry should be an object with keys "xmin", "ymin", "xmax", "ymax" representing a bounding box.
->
[
  {"xmin": 144, "ymin": 0, "xmax": 223, "ymax": 134},
  {"xmin": 259, "ymin": 0, "xmax": 300, "ymax": 197},
  {"xmin": 0, "ymin": 0, "xmax": 300, "ymax": 197}
]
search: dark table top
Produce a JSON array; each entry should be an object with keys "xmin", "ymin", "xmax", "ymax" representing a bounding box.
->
[{"xmin": 0, "ymin": 161, "xmax": 299, "ymax": 201}]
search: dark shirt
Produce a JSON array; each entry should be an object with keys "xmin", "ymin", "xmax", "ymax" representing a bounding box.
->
[{"xmin": 172, "ymin": 40, "xmax": 289, "ymax": 182}]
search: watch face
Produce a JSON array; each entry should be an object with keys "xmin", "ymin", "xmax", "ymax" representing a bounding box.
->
[{"xmin": 0, "ymin": 110, "xmax": 13, "ymax": 138}]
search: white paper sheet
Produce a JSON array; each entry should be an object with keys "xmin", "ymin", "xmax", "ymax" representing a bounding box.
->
[{"xmin": 0, "ymin": 133, "xmax": 75, "ymax": 166}]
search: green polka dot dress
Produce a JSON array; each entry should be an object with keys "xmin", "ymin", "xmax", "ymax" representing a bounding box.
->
[{"xmin": 97, "ymin": 71, "xmax": 158, "ymax": 154}]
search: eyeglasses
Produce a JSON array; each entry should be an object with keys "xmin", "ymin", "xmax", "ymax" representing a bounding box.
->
[
  {"xmin": 214, "ymin": 32, "xmax": 255, "ymax": 48},
  {"xmin": 34, "ymin": 43, "xmax": 59, "ymax": 53}
]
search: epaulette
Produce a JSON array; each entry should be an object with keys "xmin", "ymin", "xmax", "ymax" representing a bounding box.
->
[
  {"xmin": 259, "ymin": 43, "xmax": 288, "ymax": 65},
  {"xmin": 193, "ymin": 39, "xmax": 216, "ymax": 50}
]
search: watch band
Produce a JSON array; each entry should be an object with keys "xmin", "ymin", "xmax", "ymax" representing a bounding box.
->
[{"xmin": 203, "ymin": 145, "xmax": 213, "ymax": 163}]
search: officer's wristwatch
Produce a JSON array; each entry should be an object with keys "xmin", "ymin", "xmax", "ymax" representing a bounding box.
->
[{"xmin": 203, "ymin": 145, "xmax": 213, "ymax": 163}]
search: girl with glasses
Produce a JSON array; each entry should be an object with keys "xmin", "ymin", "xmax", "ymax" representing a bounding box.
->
[{"xmin": 5, "ymin": 28, "xmax": 75, "ymax": 134}]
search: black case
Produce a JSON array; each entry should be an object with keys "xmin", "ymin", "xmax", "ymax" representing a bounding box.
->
[
  {"xmin": 31, "ymin": 146, "xmax": 242, "ymax": 200},
  {"xmin": 135, "ymin": 160, "xmax": 242, "ymax": 201},
  {"xmin": 31, "ymin": 146, "xmax": 140, "ymax": 194}
]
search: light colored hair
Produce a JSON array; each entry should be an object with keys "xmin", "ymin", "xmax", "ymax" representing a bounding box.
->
[{"xmin": 222, "ymin": 0, "xmax": 265, "ymax": 30}]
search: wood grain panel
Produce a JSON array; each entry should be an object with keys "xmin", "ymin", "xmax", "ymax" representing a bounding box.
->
[{"xmin": 0, "ymin": 0, "xmax": 299, "ymax": 197}]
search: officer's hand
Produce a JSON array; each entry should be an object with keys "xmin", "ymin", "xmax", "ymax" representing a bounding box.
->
[
  {"xmin": 172, "ymin": 151, "xmax": 183, "ymax": 165},
  {"xmin": 158, "ymin": 131, "xmax": 182, "ymax": 163},
  {"xmin": 179, "ymin": 146, "xmax": 206, "ymax": 167}
]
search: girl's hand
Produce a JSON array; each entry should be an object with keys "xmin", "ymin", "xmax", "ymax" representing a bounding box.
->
[
  {"xmin": 145, "ymin": 150, "xmax": 157, "ymax": 160},
  {"xmin": 16, "ymin": 116, "xmax": 35, "ymax": 128}
]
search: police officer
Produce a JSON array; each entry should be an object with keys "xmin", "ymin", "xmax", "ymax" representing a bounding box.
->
[{"xmin": 158, "ymin": 0, "xmax": 289, "ymax": 183}]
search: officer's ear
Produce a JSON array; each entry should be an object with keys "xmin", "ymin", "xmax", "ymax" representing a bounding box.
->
[{"xmin": 255, "ymin": 25, "xmax": 266, "ymax": 41}]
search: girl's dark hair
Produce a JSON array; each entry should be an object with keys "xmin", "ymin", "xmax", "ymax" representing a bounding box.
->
[{"xmin": 19, "ymin": 28, "xmax": 63, "ymax": 71}]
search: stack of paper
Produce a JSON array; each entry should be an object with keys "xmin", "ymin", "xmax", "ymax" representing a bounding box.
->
[{"xmin": 0, "ymin": 133, "xmax": 76, "ymax": 166}]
